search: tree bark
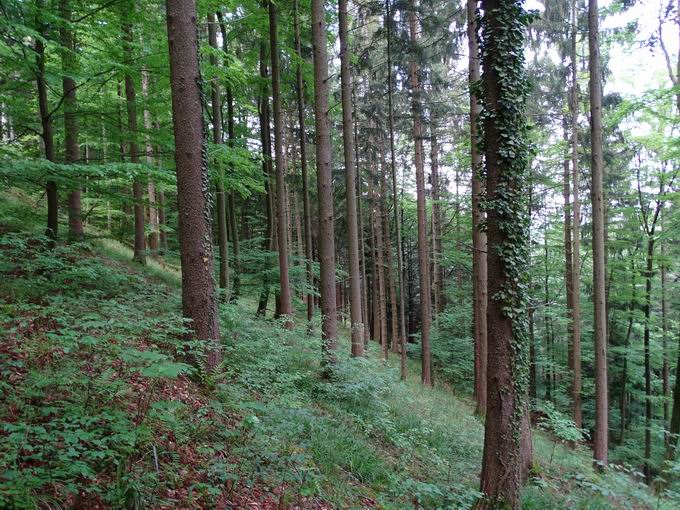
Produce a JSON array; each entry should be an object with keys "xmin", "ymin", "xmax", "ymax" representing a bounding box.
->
[
  {"xmin": 312, "ymin": 0, "xmax": 338, "ymax": 367},
  {"xmin": 269, "ymin": 0, "xmax": 293, "ymax": 325},
  {"xmin": 588, "ymin": 0, "xmax": 609, "ymax": 469},
  {"xmin": 570, "ymin": 0, "xmax": 583, "ymax": 427},
  {"xmin": 477, "ymin": 0, "xmax": 533, "ymax": 506},
  {"xmin": 208, "ymin": 13, "xmax": 230, "ymax": 300},
  {"xmin": 35, "ymin": 2, "xmax": 58, "ymax": 244},
  {"xmin": 123, "ymin": 11, "xmax": 146, "ymax": 265},
  {"xmin": 643, "ymin": 237, "xmax": 654, "ymax": 483},
  {"xmin": 339, "ymin": 0, "xmax": 364, "ymax": 355},
  {"xmin": 468, "ymin": 0, "xmax": 488, "ymax": 414},
  {"xmin": 408, "ymin": 6, "xmax": 431, "ymax": 386},
  {"xmin": 60, "ymin": 0, "xmax": 83, "ymax": 242},
  {"xmin": 430, "ymin": 121, "xmax": 444, "ymax": 316},
  {"xmin": 293, "ymin": 0, "xmax": 314, "ymax": 327},
  {"xmin": 385, "ymin": 0, "xmax": 408, "ymax": 378},
  {"xmin": 141, "ymin": 69, "xmax": 159, "ymax": 257},
  {"xmin": 165, "ymin": 0, "xmax": 221, "ymax": 369}
]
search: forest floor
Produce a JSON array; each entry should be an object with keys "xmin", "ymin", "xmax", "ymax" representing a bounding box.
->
[{"xmin": 0, "ymin": 189, "xmax": 672, "ymax": 509}]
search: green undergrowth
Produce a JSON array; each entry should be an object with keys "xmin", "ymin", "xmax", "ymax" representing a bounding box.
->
[{"xmin": 0, "ymin": 192, "xmax": 674, "ymax": 509}]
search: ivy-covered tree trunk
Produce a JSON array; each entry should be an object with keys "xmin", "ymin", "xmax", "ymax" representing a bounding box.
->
[
  {"xmin": 269, "ymin": 0, "xmax": 293, "ymax": 326},
  {"xmin": 165, "ymin": 0, "xmax": 221, "ymax": 369},
  {"xmin": 339, "ymin": 0, "xmax": 364, "ymax": 355},
  {"xmin": 477, "ymin": 0, "xmax": 533, "ymax": 507},
  {"xmin": 312, "ymin": 0, "xmax": 338, "ymax": 367},
  {"xmin": 60, "ymin": 0, "xmax": 83, "ymax": 242},
  {"xmin": 588, "ymin": 0, "xmax": 609, "ymax": 468},
  {"xmin": 468, "ymin": 0, "xmax": 488, "ymax": 415}
]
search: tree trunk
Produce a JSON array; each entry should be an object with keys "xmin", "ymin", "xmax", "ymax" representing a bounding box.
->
[
  {"xmin": 158, "ymin": 191, "xmax": 167, "ymax": 253},
  {"xmin": 408, "ymin": 6, "xmax": 431, "ymax": 386},
  {"xmin": 468, "ymin": 0, "xmax": 488, "ymax": 414},
  {"xmin": 35, "ymin": 3, "xmax": 58, "ymax": 243},
  {"xmin": 570, "ymin": 0, "xmax": 583, "ymax": 427},
  {"xmin": 354, "ymin": 90, "xmax": 370, "ymax": 347},
  {"xmin": 667, "ymin": 332, "xmax": 680, "ymax": 460},
  {"xmin": 643, "ymin": 237, "xmax": 654, "ymax": 483},
  {"xmin": 141, "ymin": 69, "xmax": 159, "ymax": 257},
  {"xmin": 477, "ymin": 0, "xmax": 533, "ymax": 506},
  {"xmin": 662, "ymin": 246, "xmax": 669, "ymax": 436},
  {"xmin": 430, "ymin": 121, "xmax": 444, "ymax": 316},
  {"xmin": 374, "ymin": 148, "xmax": 388, "ymax": 360},
  {"xmin": 122, "ymin": 12, "xmax": 146, "ymax": 265},
  {"xmin": 208, "ymin": 13, "xmax": 230, "ymax": 300},
  {"xmin": 312, "ymin": 0, "xmax": 338, "ymax": 367},
  {"xmin": 257, "ymin": 39, "xmax": 274, "ymax": 317},
  {"xmin": 619, "ymin": 286, "xmax": 635, "ymax": 444},
  {"xmin": 588, "ymin": 0, "xmax": 609, "ymax": 468},
  {"xmin": 381, "ymin": 162, "xmax": 398, "ymax": 355},
  {"xmin": 60, "ymin": 0, "xmax": 83, "ymax": 242},
  {"xmin": 385, "ymin": 0, "xmax": 408, "ymax": 379},
  {"xmin": 339, "ymin": 0, "xmax": 364, "ymax": 355},
  {"xmin": 293, "ymin": 0, "xmax": 314, "ymax": 327},
  {"xmin": 165, "ymin": 0, "xmax": 221, "ymax": 369},
  {"xmin": 217, "ymin": 12, "xmax": 241, "ymax": 300},
  {"xmin": 269, "ymin": 0, "xmax": 293, "ymax": 325}
]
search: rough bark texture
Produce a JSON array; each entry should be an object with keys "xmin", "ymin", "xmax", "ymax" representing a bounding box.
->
[
  {"xmin": 408, "ymin": 7, "xmax": 431, "ymax": 386},
  {"xmin": 208, "ymin": 13, "xmax": 230, "ymax": 299},
  {"xmin": 468, "ymin": 0, "xmax": 488, "ymax": 414},
  {"xmin": 569, "ymin": 1, "xmax": 583, "ymax": 427},
  {"xmin": 588, "ymin": 0, "xmax": 609, "ymax": 468},
  {"xmin": 312, "ymin": 0, "xmax": 338, "ymax": 366},
  {"xmin": 141, "ymin": 70, "xmax": 159, "ymax": 257},
  {"xmin": 122, "ymin": 12, "xmax": 146, "ymax": 265},
  {"xmin": 430, "ymin": 122, "xmax": 443, "ymax": 316},
  {"xmin": 165, "ymin": 0, "xmax": 221, "ymax": 369},
  {"xmin": 385, "ymin": 0, "xmax": 408, "ymax": 378},
  {"xmin": 293, "ymin": 0, "xmax": 315, "ymax": 326},
  {"xmin": 269, "ymin": 0, "xmax": 293, "ymax": 325},
  {"xmin": 339, "ymin": 0, "xmax": 364, "ymax": 356},
  {"xmin": 60, "ymin": 0, "xmax": 83, "ymax": 242},
  {"xmin": 478, "ymin": 0, "xmax": 532, "ymax": 507},
  {"xmin": 35, "ymin": 4, "xmax": 58, "ymax": 243}
]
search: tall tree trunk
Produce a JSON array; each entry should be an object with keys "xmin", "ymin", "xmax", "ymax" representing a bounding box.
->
[
  {"xmin": 123, "ymin": 11, "xmax": 146, "ymax": 265},
  {"xmin": 217, "ymin": 12, "xmax": 241, "ymax": 300},
  {"xmin": 35, "ymin": 3, "xmax": 58, "ymax": 243},
  {"xmin": 354, "ymin": 90, "xmax": 370, "ymax": 346},
  {"xmin": 257, "ymin": 39, "xmax": 274, "ymax": 317},
  {"xmin": 381, "ymin": 163, "xmax": 398, "ymax": 355},
  {"xmin": 588, "ymin": 0, "xmax": 609, "ymax": 468},
  {"xmin": 667, "ymin": 332, "xmax": 680, "ymax": 460},
  {"xmin": 339, "ymin": 0, "xmax": 364, "ymax": 355},
  {"xmin": 269, "ymin": 0, "xmax": 293, "ymax": 325},
  {"xmin": 408, "ymin": 6, "xmax": 431, "ymax": 386},
  {"xmin": 385, "ymin": 0, "xmax": 408, "ymax": 378},
  {"xmin": 141, "ymin": 70, "xmax": 159, "ymax": 257},
  {"xmin": 374, "ymin": 148, "xmax": 388, "ymax": 360},
  {"xmin": 478, "ymin": 0, "xmax": 533, "ymax": 506},
  {"xmin": 430, "ymin": 120, "xmax": 444, "ymax": 315},
  {"xmin": 570, "ymin": 0, "xmax": 583, "ymax": 428},
  {"xmin": 468, "ymin": 0, "xmax": 488, "ymax": 414},
  {"xmin": 293, "ymin": 0, "xmax": 314, "ymax": 327},
  {"xmin": 60, "ymin": 0, "xmax": 83, "ymax": 242},
  {"xmin": 312, "ymin": 0, "xmax": 338, "ymax": 367},
  {"xmin": 619, "ymin": 281, "xmax": 635, "ymax": 444},
  {"xmin": 158, "ymin": 190, "xmax": 167, "ymax": 253},
  {"xmin": 208, "ymin": 13, "xmax": 230, "ymax": 300},
  {"xmin": 661, "ymin": 245, "xmax": 669, "ymax": 437},
  {"xmin": 165, "ymin": 0, "xmax": 221, "ymax": 369},
  {"xmin": 643, "ymin": 237, "xmax": 654, "ymax": 483}
]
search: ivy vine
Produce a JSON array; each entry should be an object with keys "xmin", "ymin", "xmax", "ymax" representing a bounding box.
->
[{"xmin": 476, "ymin": 0, "xmax": 537, "ymax": 445}]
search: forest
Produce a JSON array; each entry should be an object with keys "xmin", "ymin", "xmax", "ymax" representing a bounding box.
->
[{"xmin": 0, "ymin": 0, "xmax": 679, "ymax": 508}]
